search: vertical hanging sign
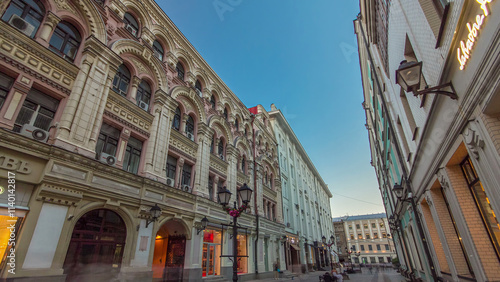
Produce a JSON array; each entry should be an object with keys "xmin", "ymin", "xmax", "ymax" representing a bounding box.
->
[{"xmin": 457, "ymin": 0, "xmax": 494, "ymax": 70}]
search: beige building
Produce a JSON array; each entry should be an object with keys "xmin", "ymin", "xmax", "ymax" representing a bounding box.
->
[
  {"xmin": 356, "ymin": 0, "xmax": 500, "ymax": 281},
  {"xmin": 0, "ymin": 0, "xmax": 285, "ymax": 280},
  {"xmin": 336, "ymin": 214, "xmax": 396, "ymax": 265}
]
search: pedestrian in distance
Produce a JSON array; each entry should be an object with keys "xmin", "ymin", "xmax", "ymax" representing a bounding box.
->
[{"xmin": 273, "ymin": 260, "xmax": 279, "ymax": 280}]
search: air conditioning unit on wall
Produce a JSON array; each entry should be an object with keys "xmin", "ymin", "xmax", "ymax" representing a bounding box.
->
[
  {"xmin": 183, "ymin": 185, "xmax": 191, "ymax": 192},
  {"xmin": 8, "ymin": 14, "xmax": 35, "ymax": 37},
  {"xmin": 20, "ymin": 124, "xmax": 49, "ymax": 143},
  {"xmin": 187, "ymin": 132, "xmax": 194, "ymax": 141},
  {"xmin": 99, "ymin": 152, "xmax": 117, "ymax": 166},
  {"xmin": 166, "ymin": 178, "xmax": 174, "ymax": 186},
  {"xmin": 138, "ymin": 101, "xmax": 149, "ymax": 111},
  {"xmin": 126, "ymin": 24, "xmax": 137, "ymax": 36}
]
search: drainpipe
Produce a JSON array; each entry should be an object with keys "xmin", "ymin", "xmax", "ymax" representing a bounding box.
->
[{"xmin": 251, "ymin": 113, "xmax": 259, "ymax": 275}]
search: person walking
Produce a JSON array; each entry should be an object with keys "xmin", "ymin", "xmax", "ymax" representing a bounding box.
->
[{"xmin": 273, "ymin": 260, "xmax": 279, "ymax": 280}]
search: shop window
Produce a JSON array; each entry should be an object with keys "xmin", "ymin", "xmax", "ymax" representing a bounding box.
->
[
  {"xmin": 1, "ymin": 0, "xmax": 44, "ymax": 38},
  {"xmin": 49, "ymin": 21, "xmax": 81, "ymax": 62},
  {"xmin": 237, "ymin": 234, "xmax": 247, "ymax": 273},
  {"xmin": 95, "ymin": 123, "xmax": 120, "ymax": 158},
  {"xmin": 166, "ymin": 155, "xmax": 177, "ymax": 183},
  {"xmin": 0, "ymin": 214, "xmax": 24, "ymax": 266},
  {"xmin": 123, "ymin": 12, "xmax": 139, "ymax": 37},
  {"xmin": 123, "ymin": 136, "xmax": 142, "ymax": 174},
  {"xmin": 176, "ymin": 62, "xmax": 184, "ymax": 80},
  {"xmin": 152, "ymin": 40, "xmax": 164, "ymax": 60},
  {"xmin": 14, "ymin": 88, "xmax": 59, "ymax": 132},
  {"xmin": 181, "ymin": 163, "xmax": 192, "ymax": 187},
  {"xmin": 112, "ymin": 64, "xmax": 131, "ymax": 97},
  {"xmin": 0, "ymin": 72, "xmax": 15, "ymax": 109},
  {"xmin": 136, "ymin": 80, "xmax": 151, "ymax": 111},
  {"xmin": 461, "ymin": 157, "xmax": 500, "ymax": 257},
  {"xmin": 202, "ymin": 230, "xmax": 222, "ymax": 277},
  {"xmin": 172, "ymin": 107, "xmax": 181, "ymax": 130}
]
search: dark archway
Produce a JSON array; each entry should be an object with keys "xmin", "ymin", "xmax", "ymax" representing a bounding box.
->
[
  {"xmin": 63, "ymin": 209, "xmax": 126, "ymax": 281},
  {"xmin": 153, "ymin": 219, "xmax": 189, "ymax": 281}
]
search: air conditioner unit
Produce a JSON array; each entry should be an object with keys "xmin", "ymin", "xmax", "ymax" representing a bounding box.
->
[
  {"xmin": 166, "ymin": 177, "xmax": 174, "ymax": 186},
  {"xmin": 186, "ymin": 132, "xmax": 194, "ymax": 141},
  {"xmin": 126, "ymin": 24, "xmax": 137, "ymax": 36},
  {"xmin": 8, "ymin": 14, "xmax": 35, "ymax": 37},
  {"xmin": 99, "ymin": 152, "xmax": 117, "ymax": 166},
  {"xmin": 183, "ymin": 185, "xmax": 191, "ymax": 192},
  {"xmin": 20, "ymin": 124, "xmax": 49, "ymax": 142},
  {"xmin": 153, "ymin": 50, "xmax": 163, "ymax": 60},
  {"xmin": 138, "ymin": 101, "xmax": 149, "ymax": 111}
]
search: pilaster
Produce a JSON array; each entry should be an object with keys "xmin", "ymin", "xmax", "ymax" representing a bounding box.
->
[{"xmin": 192, "ymin": 123, "xmax": 213, "ymax": 197}]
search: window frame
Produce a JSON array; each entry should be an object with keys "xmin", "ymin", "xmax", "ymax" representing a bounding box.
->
[
  {"xmin": 112, "ymin": 64, "xmax": 131, "ymax": 97},
  {"xmin": 172, "ymin": 107, "xmax": 181, "ymax": 130},
  {"xmin": 14, "ymin": 88, "xmax": 59, "ymax": 132},
  {"xmin": 123, "ymin": 12, "xmax": 139, "ymax": 37},
  {"xmin": 123, "ymin": 136, "xmax": 142, "ymax": 174},
  {"xmin": 48, "ymin": 21, "xmax": 81, "ymax": 62},
  {"xmin": 136, "ymin": 80, "xmax": 151, "ymax": 109},
  {"xmin": 1, "ymin": 0, "xmax": 45, "ymax": 38},
  {"xmin": 176, "ymin": 62, "xmax": 184, "ymax": 80},
  {"xmin": 0, "ymin": 72, "xmax": 15, "ymax": 110},
  {"xmin": 152, "ymin": 40, "xmax": 164, "ymax": 60}
]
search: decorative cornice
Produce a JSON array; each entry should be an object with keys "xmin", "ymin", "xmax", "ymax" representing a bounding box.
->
[
  {"xmin": 103, "ymin": 111, "xmax": 150, "ymax": 137},
  {"xmin": 463, "ymin": 120, "xmax": 484, "ymax": 159}
]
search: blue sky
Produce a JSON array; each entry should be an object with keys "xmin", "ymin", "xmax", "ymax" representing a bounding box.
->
[{"xmin": 158, "ymin": 0, "xmax": 385, "ymax": 217}]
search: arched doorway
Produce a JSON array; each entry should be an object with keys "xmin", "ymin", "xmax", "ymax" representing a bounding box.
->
[
  {"xmin": 63, "ymin": 209, "xmax": 127, "ymax": 281},
  {"xmin": 153, "ymin": 219, "xmax": 188, "ymax": 282}
]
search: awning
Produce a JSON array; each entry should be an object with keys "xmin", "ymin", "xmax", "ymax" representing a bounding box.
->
[{"xmin": 290, "ymin": 244, "xmax": 300, "ymax": 251}]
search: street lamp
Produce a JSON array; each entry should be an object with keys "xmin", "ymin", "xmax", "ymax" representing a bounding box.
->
[
  {"xmin": 145, "ymin": 204, "xmax": 162, "ymax": 228},
  {"xmin": 196, "ymin": 216, "xmax": 209, "ymax": 235},
  {"xmin": 322, "ymin": 235, "xmax": 336, "ymax": 270},
  {"xmin": 395, "ymin": 60, "xmax": 457, "ymax": 100},
  {"xmin": 218, "ymin": 183, "xmax": 253, "ymax": 282}
]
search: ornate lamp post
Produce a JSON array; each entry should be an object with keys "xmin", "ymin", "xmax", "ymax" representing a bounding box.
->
[
  {"xmin": 322, "ymin": 235, "xmax": 335, "ymax": 270},
  {"xmin": 218, "ymin": 183, "xmax": 253, "ymax": 282}
]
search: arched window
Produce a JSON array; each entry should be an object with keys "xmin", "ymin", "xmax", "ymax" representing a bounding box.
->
[
  {"xmin": 123, "ymin": 12, "xmax": 139, "ymax": 37},
  {"xmin": 223, "ymin": 107, "xmax": 228, "ymax": 120},
  {"xmin": 112, "ymin": 65, "xmax": 131, "ymax": 97},
  {"xmin": 136, "ymin": 80, "xmax": 151, "ymax": 110},
  {"xmin": 234, "ymin": 118, "xmax": 239, "ymax": 131},
  {"xmin": 218, "ymin": 138, "xmax": 224, "ymax": 158},
  {"xmin": 185, "ymin": 115, "xmax": 194, "ymax": 137},
  {"xmin": 172, "ymin": 107, "xmax": 181, "ymax": 130},
  {"xmin": 49, "ymin": 21, "xmax": 81, "ymax": 62},
  {"xmin": 244, "ymin": 127, "xmax": 248, "ymax": 137},
  {"xmin": 241, "ymin": 156, "xmax": 245, "ymax": 173},
  {"xmin": 210, "ymin": 95, "xmax": 216, "ymax": 109},
  {"xmin": 2, "ymin": 0, "xmax": 45, "ymax": 38},
  {"xmin": 210, "ymin": 135, "xmax": 215, "ymax": 154},
  {"xmin": 195, "ymin": 80, "xmax": 202, "ymax": 92},
  {"xmin": 152, "ymin": 40, "xmax": 164, "ymax": 60},
  {"xmin": 176, "ymin": 62, "xmax": 184, "ymax": 80}
]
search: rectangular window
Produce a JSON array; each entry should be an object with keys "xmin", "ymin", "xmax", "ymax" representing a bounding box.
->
[
  {"xmin": 371, "ymin": 223, "xmax": 376, "ymax": 228},
  {"xmin": 181, "ymin": 163, "xmax": 192, "ymax": 186},
  {"xmin": 460, "ymin": 157, "xmax": 500, "ymax": 258},
  {"xmin": 358, "ymin": 234, "xmax": 362, "ymax": 239},
  {"xmin": 385, "ymin": 244, "xmax": 389, "ymax": 250},
  {"xmin": 350, "ymin": 234, "xmax": 354, "ymax": 240},
  {"xmin": 166, "ymin": 155, "xmax": 177, "ymax": 180},
  {"xmin": 376, "ymin": 244, "xmax": 381, "ymax": 251},
  {"xmin": 366, "ymin": 234, "xmax": 370, "ymax": 239},
  {"xmin": 237, "ymin": 234, "xmax": 247, "ymax": 273},
  {"xmin": 123, "ymin": 136, "xmax": 142, "ymax": 174},
  {"xmin": 378, "ymin": 257, "xmax": 384, "ymax": 263},
  {"xmin": 364, "ymin": 223, "xmax": 368, "ymax": 229},
  {"xmin": 370, "ymin": 257, "xmax": 376, "ymax": 263},
  {"xmin": 368, "ymin": 245, "xmax": 373, "ymax": 251},
  {"xmin": 356, "ymin": 224, "xmax": 360, "ymax": 229},
  {"xmin": 360, "ymin": 245, "xmax": 365, "ymax": 251},
  {"xmin": 349, "ymin": 226, "xmax": 352, "ymax": 230},
  {"xmin": 382, "ymin": 233, "xmax": 387, "ymax": 238},
  {"xmin": 96, "ymin": 123, "xmax": 121, "ymax": 157},
  {"xmin": 14, "ymin": 88, "xmax": 59, "ymax": 132},
  {"xmin": 374, "ymin": 233, "xmax": 378, "ymax": 239},
  {"xmin": 0, "ymin": 72, "xmax": 15, "ymax": 110}
]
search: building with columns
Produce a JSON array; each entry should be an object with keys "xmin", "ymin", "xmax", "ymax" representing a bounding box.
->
[
  {"xmin": 333, "ymin": 214, "xmax": 396, "ymax": 265},
  {"xmin": 0, "ymin": 0, "xmax": 285, "ymax": 280},
  {"xmin": 268, "ymin": 105, "xmax": 336, "ymax": 273},
  {"xmin": 355, "ymin": 0, "xmax": 500, "ymax": 281}
]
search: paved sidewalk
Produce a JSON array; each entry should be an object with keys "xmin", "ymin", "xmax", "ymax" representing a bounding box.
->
[{"xmin": 245, "ymin": 267, "xmax": 405, "ymax": 282}]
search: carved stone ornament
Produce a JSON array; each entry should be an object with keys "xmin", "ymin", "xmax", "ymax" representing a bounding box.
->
[
  {"xmin": 425, "ymin": 194, "xmax": 433, "ymax": 207},
  {"xmin": 437, "ymin": 171, "xmax": 450, "ymax": 191},
  {"xmin": 463, "ymin": 121, "xmax": 485, "ymax": 159}
]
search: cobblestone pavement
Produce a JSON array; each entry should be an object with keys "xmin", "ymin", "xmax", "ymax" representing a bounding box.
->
[{"xmin": 246, "ymin": 267, "xmax": 406, "ymax": 282}]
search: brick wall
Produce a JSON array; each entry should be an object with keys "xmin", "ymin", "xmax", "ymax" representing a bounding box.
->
[
  {"xmin": 430, "ymin": 188, "xmax": 471, "ymax": 277},
  {"xmin": 479, "ymin": 112, "xmax": 500, "ymax": 156},
  {"xmin": 446, "ymin": 165, "xmax": 500, "ymax": 279},
  {"xmin": 421, "ymin": 199, "xmax": 450, "ymax": 273}
]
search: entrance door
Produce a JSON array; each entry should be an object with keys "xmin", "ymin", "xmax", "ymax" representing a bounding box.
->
[
  {"xmin": 202, "ymin": 243, "xmax": 217, "ymax": 276},
  {"xmin": 164, "ymin": 235, "xmax": 186, "ymax": 282},
  {"xmin": 63, "ymin": 209, "xmax": 126, "ymax": 282}
]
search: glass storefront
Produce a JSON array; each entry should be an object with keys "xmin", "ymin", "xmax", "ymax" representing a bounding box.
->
[
  {"xmin": 237, "ymin": 234, "xmax": 247, "ymax": 273},
  {"xmin": 202, "ymin": 229, "xmax": 221, "ymax": 277},
  {"xmin": 0, "ymin": 213, "xmax": 24, "ymax": 268}
]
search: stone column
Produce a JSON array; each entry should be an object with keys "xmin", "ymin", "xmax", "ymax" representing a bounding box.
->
[
  {"xmin": 225, "ymin": 144, "xmax": 239, "ymax": 195},
  {"xmin": 129, "ymin": 76, "xmax": 141, "ymax": 104},
  {"xmin": 39, "ymin": 12, "xmax": 60, "ymax": 43},
  {"xmin": 192, "ymin": 123, "xmax": 213, "ymax": 197}
]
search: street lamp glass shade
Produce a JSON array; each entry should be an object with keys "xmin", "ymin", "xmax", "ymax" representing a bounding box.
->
[
  {"xmin": 201, "ymin": 216, "xmax": 209, "ymax": 229},
  {"xmin": 238, "ymin": 183, "xmax": 253, "ymax": 205},
  {"xmin": 393, "ymin": 183, "xmax": 404, "ymax": 200},
  {"xmin": 330, "ymin": 235, "xmax": 334, "ymax": 242},
  {"xmin": 395, "ymin": 60, "xmax": 422, "ymax": 92},
  {"xmin": 150, "ymin": 204, "xmax": 162, "ymax": 219},
  {"xmin": 322, "ymin": 236, "xmax": 326, "ymax": 244},
  {"xmin": 217, "ymin": 186, "xmax": 232, "ymax": 206}
]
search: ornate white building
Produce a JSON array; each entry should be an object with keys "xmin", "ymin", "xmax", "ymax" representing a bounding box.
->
[{"xmin": 269, "ymin": 104, "xmax": 336, "ymax": 273}]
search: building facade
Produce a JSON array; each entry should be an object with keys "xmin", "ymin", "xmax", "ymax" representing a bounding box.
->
[
  {"xmin": 334, "ymin": 214, "xmax": 396, "ymax": 265},
  {"xmin": 356, "ymin": 0, "xmax": 500, "ymax": 281},
  {"xmin": 333, "ymin": 218, "xmax": 348, "ymax": 264},
  {"xmin": 0, "ymin": 0, "xmax": 287, "ymax": 280},
  {"xmin": 268, "ymin": 105, "xmax": 336, "ymax": 273}
]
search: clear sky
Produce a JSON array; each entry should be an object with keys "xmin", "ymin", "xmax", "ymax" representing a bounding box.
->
[{"xmin": 158, "ymin": 0, "xmax": 385, "ymax": 217}]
